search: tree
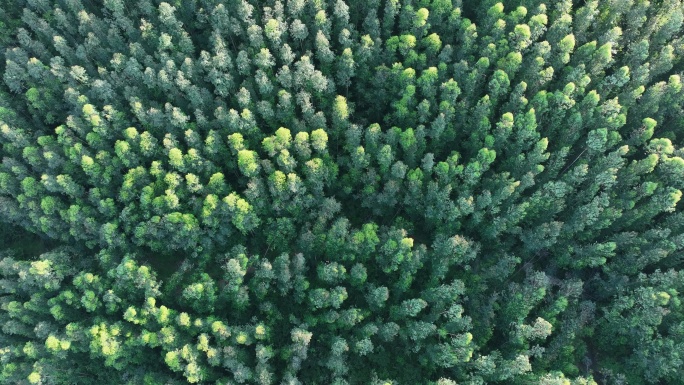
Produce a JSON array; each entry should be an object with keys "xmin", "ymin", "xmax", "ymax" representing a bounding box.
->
[{"xmin": 2, "ymin": 1, "xmax": 684, "ymax": 384}]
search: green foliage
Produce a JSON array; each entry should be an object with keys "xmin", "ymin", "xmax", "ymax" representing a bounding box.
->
[{"xmin": 2, "ymin": 0, "xmax": 684, "ymax": 384}]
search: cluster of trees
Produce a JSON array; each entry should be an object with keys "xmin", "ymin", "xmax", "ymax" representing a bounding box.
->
[{"xmin": 1, "ymin": 0, "xmax": 684, "ymax": 383}]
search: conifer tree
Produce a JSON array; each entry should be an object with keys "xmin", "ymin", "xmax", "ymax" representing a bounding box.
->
[{"xmin": 2, "ymin": 0, "xmax": 684, "ymax": 384}]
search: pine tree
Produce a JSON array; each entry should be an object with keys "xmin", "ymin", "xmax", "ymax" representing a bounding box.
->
[{"xmin": 2, "ymin": 1, "xmax": 684, "ymax": 384}]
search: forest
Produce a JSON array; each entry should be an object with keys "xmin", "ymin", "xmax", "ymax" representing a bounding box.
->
[{"xmin": 1, "ymin": 0, "xmax": 684, "ymax": 384}]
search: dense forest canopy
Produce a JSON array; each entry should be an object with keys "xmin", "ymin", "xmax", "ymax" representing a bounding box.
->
[{"xmin": 1, "ymin": 0, "xmax": 684, "ymax": 384}]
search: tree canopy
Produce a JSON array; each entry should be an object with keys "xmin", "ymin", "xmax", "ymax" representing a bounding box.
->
[{"xmin": 2, "ymin": 0, "xmax": 684, "ymax": 384}]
